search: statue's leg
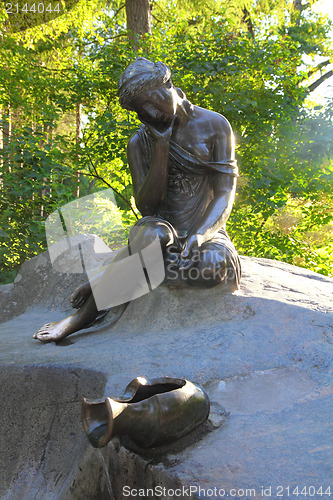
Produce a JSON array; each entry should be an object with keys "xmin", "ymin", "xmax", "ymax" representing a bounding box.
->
[
  {"xmin": 180, "ymin": 246, "xmax": 227, "ymax": 288},
  {"xmin": 180, "ymin": 243, "xmax": 240, "ymax": 291},
  {"xmin": 127, "ymin": 216, "xmax": 176, "ymax": 255},
  {"xmin": 70, "ymin": 276, "xmax": 98, "ymax": 309},
  {"xmin": 34, "ymin": 217, "xmax": 176, "ymax": 341},
  {"xmin": 33, "ymin": 294, "xmax": 99, "ymax": 343},
  {"xmin": 71, "ymin": 218, "xmax": 176, "ymax": 308},
  {"xmin": 197, "ymin": 247, "xmax": 229, "ymax": 287},
  {"xmin": 70, "ymin": 247, "xmax": 130, "ymax": 308}
]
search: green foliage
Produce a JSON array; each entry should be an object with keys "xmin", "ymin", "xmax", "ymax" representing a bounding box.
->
[
  {"xmin": 0, "ymin": 125, "xmax": 77, "ymax": 282},
  {"xmin": 0, "ymin": 0, "xmax": 332, "ymax": 283}
]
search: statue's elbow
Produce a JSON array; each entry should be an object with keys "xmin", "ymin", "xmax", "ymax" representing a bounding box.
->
[
  {"xmin": 135, "ymin": 197, "xmax": 154, "ymax": 217},
  {"xmin": 134, "ymin": 195, "xmax": 145, "ymax": 216}
]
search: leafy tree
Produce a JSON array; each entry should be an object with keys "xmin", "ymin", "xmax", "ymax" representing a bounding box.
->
[{"xmin": 0, "ymin": 0, "xmax": 332, "ymax": 284}]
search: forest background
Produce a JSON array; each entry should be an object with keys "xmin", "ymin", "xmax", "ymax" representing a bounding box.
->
[{"xmin": 0, "ymin": 0, "xmax": 332, "ymax": 284}]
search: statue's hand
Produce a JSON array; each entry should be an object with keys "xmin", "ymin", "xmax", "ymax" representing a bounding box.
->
[
  {"xmin": 144, "ymin": 116, "xmax": 176, "ymax": 144},
  {"xmin": 179, "ymin": 234, "xmax": 202, "ymax": 270}
]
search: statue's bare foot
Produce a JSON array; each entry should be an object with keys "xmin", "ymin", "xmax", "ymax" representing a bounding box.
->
[
  {"xmin": 70, "ymin": 282, "xmax": 92, "ymax": 309},
  {"xmin": 33, "ymin": 317, "xmax": 73, "ymax": 343}
]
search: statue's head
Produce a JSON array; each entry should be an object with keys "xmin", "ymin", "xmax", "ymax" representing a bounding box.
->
[
  {"xmin": 118, "ymin": 57, "xmax": 179, "ymax": 126},
  {"xmin": 118, "ymin": 58, "xmax": 171, "ymax": 110}
]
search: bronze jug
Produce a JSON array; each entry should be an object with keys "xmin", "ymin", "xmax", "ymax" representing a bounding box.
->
[{"xmin": 82, "ymin": 377, "xmax": 210, "ymax": 448}]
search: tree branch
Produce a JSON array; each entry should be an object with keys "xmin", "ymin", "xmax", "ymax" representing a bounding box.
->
[
  {"xmin": 242, "ymin": 7, "xmax": 254, "ymax": 38},
  {"xmin": 27, "ymin": 63, "xmax": 75, "ymax": 72},
  {"xmin": 151, "ymin": 13, "xmax": 162, "ymax": 24},
  {"xmin": 111, "ymin": 3, "xmax": 126, "ymax": 20},
  {"xmin": 75, "ymin": 32, "xmax": 127, "ymax": 49},
  {"xmin": 302, "ymin": 59, "xmax": 331, "ymax": 81},
  {"xmin": 308, "ymin": 69, "xmax": 333, "ymax": 93},
  {"xmin": 81, "ymin": 152, "xmax": 139, "ymax": 220}
]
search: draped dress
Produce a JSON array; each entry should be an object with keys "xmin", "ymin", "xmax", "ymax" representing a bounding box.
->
[{"xmin": 133, "ymin": 125, "xmax": 241, "ymax": 288}]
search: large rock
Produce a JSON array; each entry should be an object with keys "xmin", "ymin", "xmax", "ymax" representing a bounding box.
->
[
  {"xmin": 0, "ymin": 252, "xmax": 332, "ymax": 499},
  {"xmin": 0, "ymin": 235, "xmax": 112, "ymax": 322}
]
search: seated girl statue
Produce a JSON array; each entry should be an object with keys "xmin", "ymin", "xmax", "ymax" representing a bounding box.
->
[{"xmin": 34, "ymin": 57, "xmax": 241, "ymax": 343}]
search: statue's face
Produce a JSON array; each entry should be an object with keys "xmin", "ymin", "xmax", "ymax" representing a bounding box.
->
[{"xmin": 131, "ymin": 81, "xmax": 177, "ymax": 127}]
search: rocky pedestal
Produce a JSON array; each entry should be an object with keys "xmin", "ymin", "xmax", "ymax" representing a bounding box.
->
[{"xmin": 0, "ymin": 251, "xmax": 332, "ymax": 499}]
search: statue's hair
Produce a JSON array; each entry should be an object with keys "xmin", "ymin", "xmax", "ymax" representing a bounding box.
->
[{"xmin": 118, "ymin": 57, "xmax": 171, "ymax": 111}]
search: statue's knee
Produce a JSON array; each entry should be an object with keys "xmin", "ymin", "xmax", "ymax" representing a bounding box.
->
[
  {"xmin": 197, "ymin": 249, "xmax": 228, "ymax": 286},
  {"xmin": 128, "ymin": 220, "xmax": 173, "ymax": 250}
]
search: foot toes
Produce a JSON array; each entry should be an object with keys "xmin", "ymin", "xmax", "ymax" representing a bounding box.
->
[
  {"xmin": 33, "ymin": 328, "xmax": 55, "ymax": 342},
  {"xmin": 35, "ymin": 330, "xmax": 46, "ymax": 337},
  {"xmin": 70, "ymin": 292, "xmax": 79, "ymax": 303},
  {"xmin": 71, "ymin": 294, "xmax": 82, "ymax": 306},
  {"xmin": 35, "ymin": 334, "xmax": 52, "ymax": 342},
  {"xmin": 33, "ymin": 324, "xmax": 52, "ymax": 340},
  {"xmin": 72, "ymin": 296, "xmax": 85, "ymax": 309}
]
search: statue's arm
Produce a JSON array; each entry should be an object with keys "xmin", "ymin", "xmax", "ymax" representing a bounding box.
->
[
  {"xmin": 127, "ymin": 123, "xmax": 173, "ymax": 216},
  {"xmin": 193, "ymin": 173, "xmax": 236, "ymax": 243},
  {"xmin": 181, "ymin": 117, "xmax": 236, "ymax": 258}
]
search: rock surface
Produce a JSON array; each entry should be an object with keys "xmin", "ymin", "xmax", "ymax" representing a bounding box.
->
[{"xmin": 0, "ymin": 251, "xmax": 332, "ymax": 499}]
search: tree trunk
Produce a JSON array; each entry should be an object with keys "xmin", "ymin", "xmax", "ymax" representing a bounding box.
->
[
  {"xmin": 75, "ymin": 102, "xmax": 81, "ymax": 198},
  {"xmin": 293, "ymin": 0, "xmax": 303, "ymax": 26},
  {"xmin": 242, "ymin": 7, "xmax": 254, "ymax": 38},
  {"xmin": 40, "ymin": 122, "xmax": 54, "ymax": 216},
  {"xmin": 126, "ymin": 0, "xmax": 151, "ymax": 47},
  {"xmin": 0, "ymin": 106, "xmax": 3, "ymax": 190},
  {"xmin": 1, "ymin": 104, "xmax": 11, "ymax": 174}
]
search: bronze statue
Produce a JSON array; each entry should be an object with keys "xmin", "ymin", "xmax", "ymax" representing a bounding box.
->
[{"xmin": 33, "ymin": 57, "xmax": 241, "ymax": 343}]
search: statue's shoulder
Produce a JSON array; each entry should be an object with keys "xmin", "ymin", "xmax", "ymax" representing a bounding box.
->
[
  {"xmin": 127, "ymin": 129, "xmax": 141, "ymax": 149},
  {"xmin": 127, "ymin": 128, "xmax": 144, "ymax": 156},
  {"xmin": 127, "ymin": 130, "xmax": 141, "ymax": 164},
  {"xmin": 127, "ymin": 127, "xmax": 151, "ymax": 170},
  {"xmin": 128, "ymin": 125, "xmax": 148, "ymax": 149},
  {"xmin": 194, "ymin": 106, "xmax": 233, "ymax": 135}
]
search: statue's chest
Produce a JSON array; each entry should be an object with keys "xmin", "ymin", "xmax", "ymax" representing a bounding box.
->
[
  {"xmin": 173, "ymin": 124, "xmax": 213, "ymax": 162},
  {"xmin": 175, "ymin": 140, "xmax": 211, "ymax": 162}
]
